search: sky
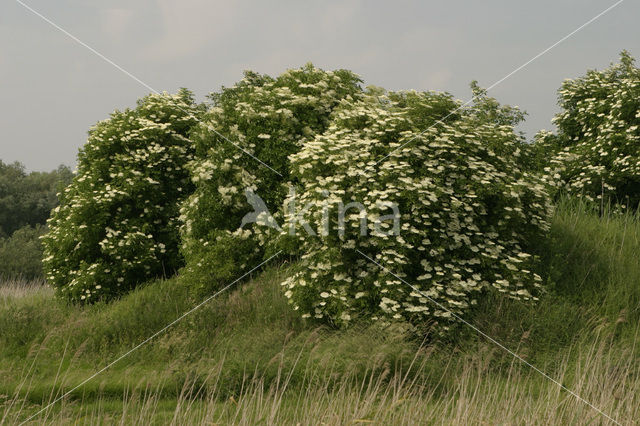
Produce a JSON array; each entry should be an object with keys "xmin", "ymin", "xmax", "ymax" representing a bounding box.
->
[{"xmin": 1, "ymin": 0, "xmax": 638, "ymax": 171}]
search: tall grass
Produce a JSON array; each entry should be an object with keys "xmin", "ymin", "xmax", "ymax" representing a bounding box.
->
[
  {"xmin": 2, "ymin": 331, "xmax": 637, "ymax": 425},
  {"xmin": 0, "ymin": 278, "xmax": 50, "ymax": 302},
  {"xmin": 1, "ymin": 200, "xmax": 639, "ymax": 424}
]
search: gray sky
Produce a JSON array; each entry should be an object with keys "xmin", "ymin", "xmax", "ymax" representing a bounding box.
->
[{"xmin": 1, "ymin": 0, "xmax": 638, "ymax": 171}]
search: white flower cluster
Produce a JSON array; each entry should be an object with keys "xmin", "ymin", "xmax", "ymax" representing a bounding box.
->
[
  {"xmin": 179, "ymin": 64, "xmax": 364, "ymax": 290},
  {"xmin": 278, "ymin": 90, "xmax": 552, "ymax": 328},
  {"xmin": 541, "ymin": 52, "xmax": 640, "ymax": 209},
  {"xmin": 41, "ymin": 90, "xmax": 202, "ymax": 302}
]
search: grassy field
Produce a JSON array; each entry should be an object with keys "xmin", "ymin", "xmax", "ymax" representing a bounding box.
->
[{"xmin": 1, "ymin": 200, "xmax": 639, "ymax": 425}]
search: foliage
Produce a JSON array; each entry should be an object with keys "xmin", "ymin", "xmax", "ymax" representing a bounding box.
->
[
  {"xmin": 0, "ymin": 161, "xmax": 71, "ymax": 280},
  {"xmin": 2, "ymin": 202, "xmax": 640, "ymax": 424},
  {"xmin": 276, "ymin": 87, "xmax": 552, "ymax": 328},
  {"xmin": 0, "ymin": 161, "xmax": 72, "ymax": 238},
  {"xmin": 179, "ymin": 64, "xmax": 363, "ymax": 293},
  {"xmin": 41, "ymin": 90, "xmax": 205, "ymax": 302},
  {"xmin": 539, "ymin": 51, "xmax": 640, "ymax": 208},
  {"xmin": 0, "ymin": 225, "xmax": 47, "ymax": 280}
]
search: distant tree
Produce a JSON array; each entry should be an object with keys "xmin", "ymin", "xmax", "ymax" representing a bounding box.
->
[
  {"xmin": 0, "ymin": 161, "xmax": 72, "ymax": 238},
  {"xmin": 0, "ymin": 225, "xmax": 47, "ymax": 280}
]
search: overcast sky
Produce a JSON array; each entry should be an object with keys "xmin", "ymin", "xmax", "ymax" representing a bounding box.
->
[{"xmin": 1, "ymin": 0, "xmax": 638, "ymax": 171}]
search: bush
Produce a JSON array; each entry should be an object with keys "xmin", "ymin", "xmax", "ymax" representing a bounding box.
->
[
  {"xmin": 276, "ymin": 88, "xmax": 552, "ymax": 328},
  {"xmin": 539, "ymin": 51, "xmax": 640, "ymax": 208},
  {"xmin": 41, "ymin": 90, "xmax": 205, "ymax": 302},
  {"xmin": 0, "ymin": 225, "xmax": 46, "ymax": 280},
  {"xmin": 179, "ymin": 64, "xmax": 363, "ymax": 293},
  {"xmin": 0, "ymin": 161, "xmax": 72, "ymax": 238}
]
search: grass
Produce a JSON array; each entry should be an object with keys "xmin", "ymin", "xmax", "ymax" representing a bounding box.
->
[
  {"xmin": 1, "ymin": 200, "xmax": 639, "ymax": 424},
  {"xmin": 0, "ymin": 279, "xmax": 50, "ymax": 303}
]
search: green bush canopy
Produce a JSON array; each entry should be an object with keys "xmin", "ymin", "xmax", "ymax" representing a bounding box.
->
[
  {"xmin": 40, "ymin": 65, "xmax": 554, "ymax": 334},
  {"xmin": 179, "ymin": 64, "xmax": 363, "ymax": 293},
  {"xmin": 276, "ymin": 88, "xmax": 552, "ymax": 328},
  {"xmin": 42, "ymin": 90, "xmax": 204, "ymax": 302},
  {"xmin": 538, "ymin": 51, "xmax": 640, "ymax": 209}
]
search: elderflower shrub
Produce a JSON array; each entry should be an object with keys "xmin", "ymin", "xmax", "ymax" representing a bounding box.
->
[
  {"xmin": 179, "ymin": 64, "xmax": 363, "ymax": 293},
  {"xmin": 539, "ymin": 51, "xmax": 640, "ymax": 208},
  {"xmin": 276, "ymin": 88, "xmax": 552, "ymax": 328},
  {"xmin": 42, "ymin": 90, "xmax": 205, "ymax": 302}
]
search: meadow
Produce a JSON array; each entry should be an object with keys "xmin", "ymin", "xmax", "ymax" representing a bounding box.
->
[{"xmin": 1, "ymin": 199, "xmax": 639, "ymax": 425}]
